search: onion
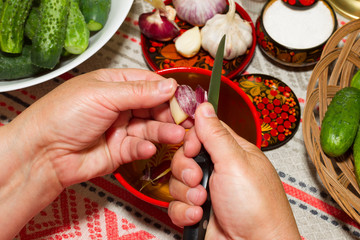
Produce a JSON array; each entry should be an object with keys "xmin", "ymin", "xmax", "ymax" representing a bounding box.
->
[
  {"xmin": 173, "ymin": 0, "xmax": 227, "ymax": 26},
  {"xmin": 138, "ymin": 0, "xmax": 180, "ymax": 41},
  {"xmin": 170, "ymin": 85, "xmax": 207, "ymax": 124}
]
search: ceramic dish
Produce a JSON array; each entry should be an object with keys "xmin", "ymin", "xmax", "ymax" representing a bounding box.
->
[
  {"xmin": 141, "ymin": 0, "xmax": 256, "ymax": 79},
  {"xmin": 233, "ymin": 74, "xmax": 301, "ymax": 150},
  {"xmin": 256, "ymin": 0, "xmax": 337, "ymax": 68},
  {"xmin": 114, "ymin": 67, "xmax": 262, "ymax": 208},
  {"xmin": 328, "ymin": 0, "xmax": 360, "ymax": 20},
  {"xmin": 0, "ymin": 0, "xmax": 134, "ymax": 92}
]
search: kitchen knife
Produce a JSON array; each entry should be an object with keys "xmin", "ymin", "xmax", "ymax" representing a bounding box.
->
[{"xmin": 182, "ymin": 34, "xmax": 226, "ymax": 240}]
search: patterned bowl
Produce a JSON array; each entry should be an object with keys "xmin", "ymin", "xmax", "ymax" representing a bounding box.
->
[
  {"xmin": 114, "ymin": 67, "xmax": 262, "ymax": 208},
  {"xmin": 256, "ymin": 0, "xmax": 337, "ymax": 68}
]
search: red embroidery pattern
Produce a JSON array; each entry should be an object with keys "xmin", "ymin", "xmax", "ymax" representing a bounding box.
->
[{"xmin": 104, "ymin": 208, "xmax": 156, "ymax": 240}]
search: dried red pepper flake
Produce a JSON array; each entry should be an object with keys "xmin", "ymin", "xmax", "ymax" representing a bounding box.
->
[{"xmin": 149, "ymin": 47, "xmax": 156, "ymax": 53}]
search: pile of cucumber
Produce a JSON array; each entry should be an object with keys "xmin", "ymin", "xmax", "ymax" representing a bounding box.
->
[
  {"xmin": 320, "ymin": 70, "xmax": 360, "ymax": 186},
  {"xmin": 0, "ymin": 0, "xmax": 111, "ymax": 80}
]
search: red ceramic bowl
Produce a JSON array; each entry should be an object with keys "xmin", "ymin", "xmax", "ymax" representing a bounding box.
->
[{"xmin": 114, "ymin": 67, "xmax": 262, "ymax": 208}]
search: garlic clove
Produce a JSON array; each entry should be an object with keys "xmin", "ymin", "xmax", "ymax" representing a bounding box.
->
[
  {"xmin": 169, "ymin": 96, "xmax": 189, "ymax": 125},
  {"xmin": 165, "ymin": 6, "xmax": 177, "ymax": 21},
  {"xmin": 175, "ymin": 26, "xmax": 202, "ymax": 58},
  {"xmin": 169, "ymin": 84, "xmax": 207, "ymax": 124}
]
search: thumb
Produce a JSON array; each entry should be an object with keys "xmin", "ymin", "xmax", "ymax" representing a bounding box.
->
[
  {"xmin": 95, "ymin": 78, "xmax": 177, "ymax": 111},
  {"xmin": 194, "ymin": 102, "xmax": 245, "ymax": 166}
]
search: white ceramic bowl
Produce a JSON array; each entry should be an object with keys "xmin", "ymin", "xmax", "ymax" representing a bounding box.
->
[{"xmin": 0, "ymin": 0, "xmax": 134, "ymax": 92}]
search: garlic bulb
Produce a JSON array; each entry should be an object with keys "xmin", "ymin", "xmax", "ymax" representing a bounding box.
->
[
  {"xmin": 175, "ymin": 26, "xmax": 202, "ymax": 58},
  {"xmin": 201, "ymin": 0, "xmax": 253, "ymax": 60},
  {"xmin": 173, "ymin": 0, "xmax": 227, "ymax": 26}
]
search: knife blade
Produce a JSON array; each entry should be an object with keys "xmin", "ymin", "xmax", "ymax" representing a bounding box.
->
[{"xmin": 182, "ymin": 34, "xmax": 226, "ymax": 240}]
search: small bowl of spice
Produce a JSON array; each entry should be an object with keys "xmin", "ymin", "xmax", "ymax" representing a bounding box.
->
[
  {"xmin": 114, "ymin": 67, "xmax": 262, "ymax": 207},
  {"xmin": 256, "ymin": 0, "xmax": 337, "ymax": 68}
]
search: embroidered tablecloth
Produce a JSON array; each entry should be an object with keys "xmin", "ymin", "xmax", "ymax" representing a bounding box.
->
[{"xmin": 1, "ymin": 1, "xmax": 358, "ymax": 239}]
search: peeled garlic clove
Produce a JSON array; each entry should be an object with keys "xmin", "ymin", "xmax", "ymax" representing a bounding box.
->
[
  {"xmin": 175, "ymin": 26, "xmax": 202, "ymax": 58},
  {"xmin": 169, "ymin": 96, "xmax": 189, "ymax": 125}
]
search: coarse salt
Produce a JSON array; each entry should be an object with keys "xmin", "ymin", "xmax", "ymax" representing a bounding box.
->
[{"xmin": 263, "ymin": 0, "xmax": 334, "ymax": 49}]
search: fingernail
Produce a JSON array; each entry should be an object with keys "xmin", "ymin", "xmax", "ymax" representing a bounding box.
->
[
  {"xmin": 159, "ymin": 78, "xmax": 175, "ymax": 94},
  {"xmin": 187, "ymin": 188, "xmax": 201, "ymax": 204},
  {"xmin": 200, "ymin": 103, "xmax": 217, "ymax": 118},
  {"xmin": 182, "ymin": 169, "xmax": 193, "ymax": 185},
  {"xmin": 185, "ymin": 207, "xmax": 196, "ymax": 221}
]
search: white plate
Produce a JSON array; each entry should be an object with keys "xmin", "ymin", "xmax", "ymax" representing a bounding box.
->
[{"xmin": 0, "ymin": 0, "xmax": 134, "ymax": 92}]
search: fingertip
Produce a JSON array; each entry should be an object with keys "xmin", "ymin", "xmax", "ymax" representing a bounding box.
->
[
  {"xmin": 197, "ymin": 102, "xmax": 217, "ymax": 118},
  {"xmin": 186, "ymin": 186, "xmax": 207, "ymax": 206},
  {"xmin": 158, "ymin": 78, "xmax": 177, "ymax": 94},
  {"xmin": 185, "ymin": 206, "xmax": 203, "ymax": 223}
]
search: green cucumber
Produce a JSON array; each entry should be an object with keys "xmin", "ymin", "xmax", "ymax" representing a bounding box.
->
[
  {"xmin": 24, "ymin": 7, "xmax": 40, "ymax": 41},
  {"xmin": 0, "ymin": 45, "xmax": 44, "ymax": 80},
  {"xmin": 354, "ymin": 127, "xmax": 360, "ymax": 187},
  {"xmin": 320, "ymin": 87, "xmax": 360, "ymax": 157},
  {"xmin": 31, "ymin": 0, "xmax": 70, "ymax": 69},
  {"xmin": 0, "ymin": 0, "xmax": 33, "ymax": 53},
  {"xmin": 64, "ymin": 0, "xmax": 90, "ymax": 54},
  {"xmin": 0, "ymin": 1, "xmax": 3, "ymax": 19},
  {"xmin": 80, "ymin": 0, "xmax": 110, "ymax": 31},
  {"xmin": 351, "ymin": 69, "xmax": 360, "ymax": 90}
]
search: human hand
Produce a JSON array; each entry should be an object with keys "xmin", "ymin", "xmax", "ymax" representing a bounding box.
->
[
  {"xmin": 11, "ymin": 69, "xmax": 188, "ymax": 187},
  {"xmin": 168, "ymin": 102, "xmax": 301, "ymax": 240}
]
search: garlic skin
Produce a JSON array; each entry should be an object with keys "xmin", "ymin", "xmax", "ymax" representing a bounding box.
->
[
  {"xmin": 138, "ymin": 0, "xmax": 180, "ymax": 42},
  {"xmin": 175, "ymin": 26, "xmax": 202, "ymax": 58},
  {"xmin": 173, "ymin": 0, "xmax": 227, "ymax": 26},
  {"xmin": 201, "ymin": 0, "xmax": 253, "ymax": 60}
]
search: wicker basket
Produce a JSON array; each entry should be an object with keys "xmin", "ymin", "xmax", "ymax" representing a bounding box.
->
[{"xmin": 303, "ymin": 19, "xmax": 360, "ymax": 223}]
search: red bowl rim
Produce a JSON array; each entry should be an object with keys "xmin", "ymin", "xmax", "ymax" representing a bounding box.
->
[
  {"xmin": 140, "ymin": 1, "xmax": 257, "ymax": 79},
  {"xmin": 114, "ymin": 67, "xmax": 262, "ymax": 208}
]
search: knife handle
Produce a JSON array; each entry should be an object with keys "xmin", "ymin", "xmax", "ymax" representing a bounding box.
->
[{"xmin": 183, "ymin": 146, "xmax": 213, "ymax": 240}]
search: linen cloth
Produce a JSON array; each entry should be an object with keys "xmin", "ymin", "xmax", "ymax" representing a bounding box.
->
[{"xmin": 0, "ymin": 0, "xmax": 357, "ymax": 239}]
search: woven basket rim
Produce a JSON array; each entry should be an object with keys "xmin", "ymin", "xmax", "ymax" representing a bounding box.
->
[{"xmin": 303, "ymin": 18, "xmax": 360, "ymax": 223}]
